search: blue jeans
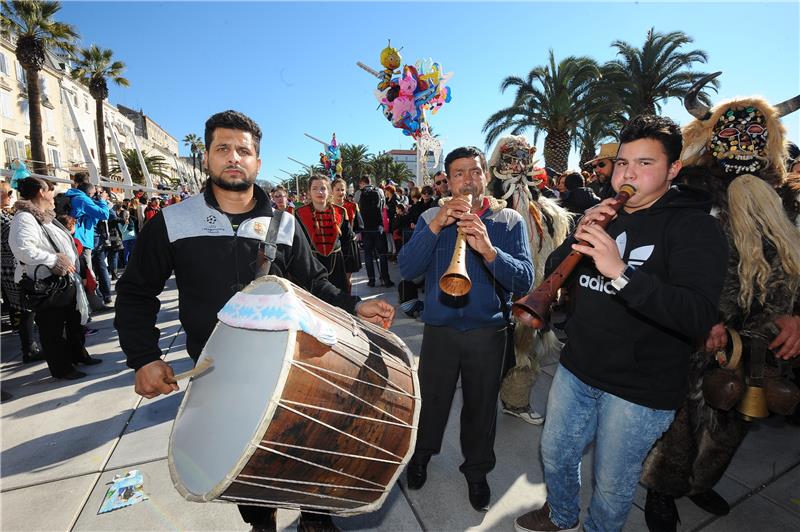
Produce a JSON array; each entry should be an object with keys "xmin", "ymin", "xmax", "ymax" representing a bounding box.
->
[
  {"xmin": 123, "ymin": 239, "xmax": 136, "ymax": 264},
  {"xmin": 542, "ymin": 365, "xmax": 675, "ymax": 532}
]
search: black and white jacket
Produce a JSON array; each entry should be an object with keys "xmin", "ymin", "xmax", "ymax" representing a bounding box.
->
[{"xmin": 115, "ymin": 185, "xmax": 359, "ymax": 370}]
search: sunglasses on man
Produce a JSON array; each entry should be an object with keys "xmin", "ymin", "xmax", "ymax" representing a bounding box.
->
[
  {"xmin": 591, "ymin": 161, "xmax": 608, "ymax": 170},
  {"xmin": 435, "ymin": 179, "xmax": 447, "ymax": 186}
]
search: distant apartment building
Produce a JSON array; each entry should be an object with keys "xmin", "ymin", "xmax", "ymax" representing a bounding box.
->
[
  {"xmin": 1, "ymin": 35, "xmax": 194, "ymax": 192},
  {"xmin": 386, "ymin": 148, "xmax": 442, "ymax": 185}
]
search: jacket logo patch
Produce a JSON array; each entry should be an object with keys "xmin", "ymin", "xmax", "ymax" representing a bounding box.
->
[
  {"xmin": 203, "ymin": 213, "xmax": 226, "ymax": 234},
  {"xmin": 253, "ymin": 222, "xmax": 266, "ymax": 236},
  {"xmin": 580, "ymin": 232, "xmax": 655, "ymax": 294}
]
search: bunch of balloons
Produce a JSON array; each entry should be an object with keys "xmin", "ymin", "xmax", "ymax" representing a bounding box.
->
[
  {"xmin": 319, "ymin": 133, "xmax": 343, "ymax": 180},
  {"xmin": 358, "ymin": 42, "xmax": 453, "ymax": 139}
]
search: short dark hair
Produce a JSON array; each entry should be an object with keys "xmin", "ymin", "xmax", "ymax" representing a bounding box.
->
[
  {"xmin": 77, "ymin": 182, "xmax": 95, "ymax": 195},
  {"xmin": 563, "ymin": 172, "xmax": 585, "ymax": 191},
  {"xmin": 444, "ymin": 146, "xmax": 487, "ymax": 176},
  {"xmin": 421, "ymin": 185, "xmax": 434, "ymax": 195},
  {"xmin": 619, "ymin": 115, "xmax": 682, "ymax": 165},
  {"xmin": 433, "ymin": 170, "xmax": 446, "ymax": 179},
  {"xmin": 18, "ymin": 176, "xmax": 54, "ymax": 200},
  {"xmin": 72, "ymin": 172, "xmax": 88, "ymax": 185},
  {"xmin": 204, "ymin": 110, "xmax": 262, "ymax": 156},
  {"xmin": 358, "ymin": 175, "xmax": 371, "ymax": 185},
  {"xmin": 56, "ymin": 214, "xmax": 76, "ymax": 231}
]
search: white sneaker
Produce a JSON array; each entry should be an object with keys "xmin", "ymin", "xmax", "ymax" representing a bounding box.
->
[{"xmin": 502, "ymin": 406, "xmax": 545, "ymax": 425}]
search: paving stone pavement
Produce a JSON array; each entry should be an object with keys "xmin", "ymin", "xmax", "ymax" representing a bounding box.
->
[{"xmin": 2, "ymin": 261, "xmax": 799, "ymax": 531}]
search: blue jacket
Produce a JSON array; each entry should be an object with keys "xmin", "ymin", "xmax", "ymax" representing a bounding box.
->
[
  {"xmin": 398, "ymin": 203, "xmax": 533, "ymax": 330},
  {"xmin": 66, "ymin": 188, "xmax": 110, "ymax": 250}
]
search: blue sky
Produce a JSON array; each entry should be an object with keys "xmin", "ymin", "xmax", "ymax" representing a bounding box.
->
[{"xmin": 58, "ymin": 1, "xmax": 799, "ymax": 181}]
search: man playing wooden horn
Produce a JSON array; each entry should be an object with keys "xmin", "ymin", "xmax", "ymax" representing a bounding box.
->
[
  {"xmin": 514, "ymin": 115, "xmax": 728, "ymax": 532},
  {"xmin": 115, "ymin": 110, "xmax": 394, "ymax": 532},
  {"xmin": 641, "ymin": 76, "xmax": 800, "ymax": 531},
  {"xmin": 398, "ymin": 146, "xmax": 534, "ymax": 512}
]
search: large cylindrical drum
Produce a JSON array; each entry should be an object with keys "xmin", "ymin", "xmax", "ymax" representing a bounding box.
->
[{"xmin": 168, "ymin": 276, "xmax": 420, "ymax": 516}]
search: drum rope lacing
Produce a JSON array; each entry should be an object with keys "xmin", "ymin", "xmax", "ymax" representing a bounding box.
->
[
  {"xmin": 259, "ymin": 441, "xmax": 404, "ymax": 464},
  {"xmin": 287, "ymin": 361, "xmax": 416, "ymax": 426},
  {"xmin": 271, "ymin": 401, "xmax": 404, "ymax": 459},
  {"xmin": 230, "ymin": 478, "xmax": 375, "ymax": 505},
  {"xmin": 220, "ymin": 494, "xmax": 350, "ymax": 513},
  {"xmin": 237, "ymin": 475, "xmax": 385, "ymax": 492},
  {"xmin": 292, "ymin": 358, "xmax": 416, "ymax": 399},
  {"xmin": 255, "ymin": 445, "xmax": 385, "ymax": 487}
]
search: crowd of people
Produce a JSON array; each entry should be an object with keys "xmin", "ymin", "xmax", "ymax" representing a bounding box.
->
[
  {"xmin": 1, "ymin": 173, "xmax": 190, "ymax": 386},
  {"xmin": 1, "ymin": 91, "xmax": 799, "ymax": 532}
]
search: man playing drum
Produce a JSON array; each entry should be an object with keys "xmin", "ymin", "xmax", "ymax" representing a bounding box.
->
[{"xmin": 115, "ymin": 110, "xmax": 394, "ymax": 532}]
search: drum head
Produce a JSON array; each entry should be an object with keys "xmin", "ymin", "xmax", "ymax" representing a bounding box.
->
[{"xmin": 169, "ymin": 278, "xmax": 292, "ymax": 501}]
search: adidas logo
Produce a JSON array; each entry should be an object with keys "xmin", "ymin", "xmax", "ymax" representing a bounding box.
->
[{"xmin": 580, "ymin": 232, "xmax": 655, "ymax": 294}]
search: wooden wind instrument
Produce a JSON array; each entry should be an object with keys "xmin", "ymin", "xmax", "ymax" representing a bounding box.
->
[
  {"xmin": 512, "ymin": 184, "xmax": 636, "ymax": 329},
  {"xmin": 439, "ymin": 194, "xmax": 473, "ymax": 297}
]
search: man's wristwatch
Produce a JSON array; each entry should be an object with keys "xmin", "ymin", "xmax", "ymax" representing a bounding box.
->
[{"xmin": 610, "ymin": 265, "xmax": 637, "ymax": 291}]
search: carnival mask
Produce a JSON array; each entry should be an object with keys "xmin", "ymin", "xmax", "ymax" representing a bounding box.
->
[
  {"xmin": 493, "ymin": 140, "xmax": 536, "ymax": 179},
  {"xmin": 710, "ymin": 106, "xmax": 769, "ymax": 175}
]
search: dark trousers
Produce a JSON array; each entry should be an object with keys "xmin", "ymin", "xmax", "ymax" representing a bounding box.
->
[
  {"xmin": 361, "ymin": 230, "xmax": 390, "ymax": 282},
  {"xmin": 34, "ymin": 302, "xmax": 87, "ymax": 378},
  {"xmin": 10, "ymin": 307, "xmax": 37, "ymax": 354},
  {"xmin": 412, "ymin": 324, "xmax": 509, "ymax": 481},
  {"xmin": 91, "ymin": 248, "xmax": 112, "ymax": 299}
]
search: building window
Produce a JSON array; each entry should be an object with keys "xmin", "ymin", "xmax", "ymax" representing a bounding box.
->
[
  {"xmin": 0, "ymin": 92, "xmax": 11, "ymax": 118},
  {"xmin": 20, "ymin": 99, "xmax": 29, "ymax": 124},
  {"xmin": 4, "ymin": 137, "xmax": 19, "ymax": 165},
  {"xmin": 16, "ymin": 62, "xmax": 26, "ymax": 85},
  {"xmin": 0, "ymin": 53, "xmax": 8, "ymax": 76},
  {"xmin": 47, "ymin": 147, "xmax": 61, "ymax": 169}
]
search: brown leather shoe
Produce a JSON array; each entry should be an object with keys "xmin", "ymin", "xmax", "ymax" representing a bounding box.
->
[{"xmin": 514, "ymin": 502, "xmax": 579, "ymax": 532}]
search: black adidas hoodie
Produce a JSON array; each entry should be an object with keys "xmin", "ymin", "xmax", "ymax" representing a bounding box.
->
[
  {"xmin": 546, "ymin": 185, "xmax": 728, "ymax": 410},
  {"xmin": 115, "ymin": 184, "xmax": 359, "ymax": 371}
]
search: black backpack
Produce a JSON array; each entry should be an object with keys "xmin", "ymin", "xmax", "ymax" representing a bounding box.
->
[
  {"xmin": 358, "ymin": 186, "xmax": 382, "ymax": 230},
  {"xmin": 55, "ymin": 193, "xmax": 72, "ymax": 217}
]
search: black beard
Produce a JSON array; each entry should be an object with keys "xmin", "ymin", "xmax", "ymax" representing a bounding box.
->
[{"xmin": 209, "ymin": 170, "xmax": 254, "ymax": 192}]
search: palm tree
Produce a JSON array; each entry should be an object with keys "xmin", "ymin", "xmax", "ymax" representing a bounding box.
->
[
  {"xmin": 109, "ymin": 148, "xmax": 172, "ymax": 186},
  {"xmin": 340, "ymin": 143, "xmax": 371, "ymax": 184},
  {"xmin": 1, "ymin": 1, "xmax": 78, "ymax": 174},
  {"xmin": 482, "ymin": 50, "xmax": 601, "ymax": 172},
  {"xmin": 388, "ymin": 161, "xmax": 414, "ymax": 183},
  {"xmin": 71, "ymin": 44, "xmax": 129, "ymax": 178},
  {"xmin": 183, "ymin": 133, "xmax": 203, "ymax": 186},
  {"xmin": 367, "ymin": 152, "xmax": 395, "ymax": 184},
  {"xmin": 602, "ymin": 28, "xmax": 718, "ymax": 119}
]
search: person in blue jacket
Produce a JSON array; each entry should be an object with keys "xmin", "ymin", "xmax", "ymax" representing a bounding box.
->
[
  {"xmin": 398, "ymin": 146, "xmax": 534, "ymax": 513},
  {"xmin": 65, "ymin": 183, "xmax": 111, "ymax": 303}
]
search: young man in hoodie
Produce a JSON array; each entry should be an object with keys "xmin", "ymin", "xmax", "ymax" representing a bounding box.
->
[{"xmin": 514, "ymin": 115, "xmax": 728, "ymax": 532}]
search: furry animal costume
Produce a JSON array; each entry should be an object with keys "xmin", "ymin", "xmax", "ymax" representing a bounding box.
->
[
  {"xmin": 641, "ymin": 91, "xmax": 800, "ymax": 499},
  {"xmin": 486, "ymin": 136, "xmax": 572, "ymax": 409}
]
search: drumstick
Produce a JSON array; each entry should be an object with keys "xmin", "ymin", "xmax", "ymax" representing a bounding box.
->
[{"xmin": 167, "ymin": 357, "xmax": 215, "ymax": 383}]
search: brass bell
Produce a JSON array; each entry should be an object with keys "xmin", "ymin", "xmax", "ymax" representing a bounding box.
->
[{"xmin": 737, "ymin": 384, "xmax": 769, "ymax": 421}]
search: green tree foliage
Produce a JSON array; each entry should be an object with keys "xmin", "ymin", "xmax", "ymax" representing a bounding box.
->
[
  {"xmin": 483, "ymin": 50, "xmax": 601, "ymax": 172},
  {"xmin": 110, "ymin": 148, "xmax": 172, "ymax": 186},
  {"xmin": 71, "ymin": 44, "xmax": 129, "ymax": 178}
]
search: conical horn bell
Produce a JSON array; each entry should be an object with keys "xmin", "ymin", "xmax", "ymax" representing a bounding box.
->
[{"xmin": 737, "ymin": 385, "xmax": 769, "ymax": 421}]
